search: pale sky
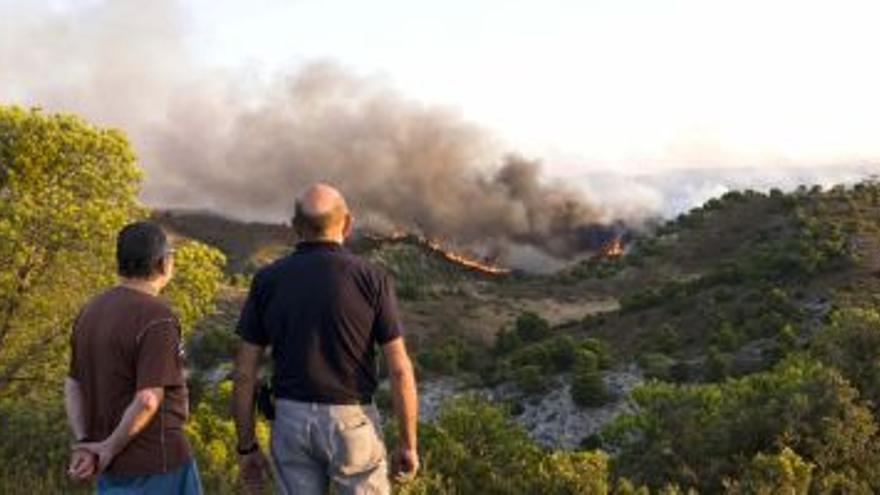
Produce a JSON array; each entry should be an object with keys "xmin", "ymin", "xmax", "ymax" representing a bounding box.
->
[
  {"xmin": 4, "ymin": 0, "xmax": 880, "ymax": 180},
  {"xmin": 171, "ymin": 0, "xmax": 880, "ymax": 176}
]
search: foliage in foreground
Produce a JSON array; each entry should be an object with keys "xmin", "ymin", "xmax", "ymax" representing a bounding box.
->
[
  {"xmin": 394, "ymin": 396, "xmax": 618, "ymax": 495},
  {"xmin": 0, "ymin": 105, "xmax": 226, "ymax": 493},
  {"xmin": 0, "ymin": 105, "xmax": 144, "ymax": 396},
  {"xmin": 607, "ymin": 357, "xmax": 880, "ymax": 493}
]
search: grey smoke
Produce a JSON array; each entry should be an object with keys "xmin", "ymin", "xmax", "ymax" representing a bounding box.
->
[
  {"xmin": 3, "ymin": 0, "xmax": 878, "ymax": 268},
  {"xmin": 1, "ymin": 0, "xmax": 622, "ymax": 261}
]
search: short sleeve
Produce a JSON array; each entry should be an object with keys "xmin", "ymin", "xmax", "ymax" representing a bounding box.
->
[
  {"xmin": 373, "ymin": 272, "xmax": 404, "ymax": 345},
  {"xmin": 236, "ymin": 274, "xmax": 269, "ymax": 346},
  {"xmin": 136, "ymin": 319, "xmax": 185, "ymax": 390}
]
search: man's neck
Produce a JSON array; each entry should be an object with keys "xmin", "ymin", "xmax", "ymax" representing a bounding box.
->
[
  {"xmin": 302, "ymin": 235, "xmax": 344, "ymax": 245},
  {"xmin": 118, "ymin": 278, "xmax": 161, "ymax": 297}
]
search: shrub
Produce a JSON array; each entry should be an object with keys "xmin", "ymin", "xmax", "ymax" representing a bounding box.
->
[
  {"xmin": 712, "ymin": 321, "xmax": 744, "ymax": 352},
  {"xmin": 188, "ymin": 323, "xmax": 240, "ymax": 370},
  {"xmin": 649, "ymin": 324, "xmax": 681, "ymax": 353},
  {"xmin": 392, "ymin": 396, "xmax": 617, "ymax": 494},
  {"xmin": 582, "ymin": 338, "xmax": 615, "ymax": 369},
  {"xmin": 576, "ymin": 348, "xmax": 600, "ymax": 373},
  {"xmin": 812, "ymin": 307, "xmax": 880, "ymax": 409},
  {"xmin": 514, "ymin": 312, "xmax": 552, "ymax": 342},
  {"xmin": 705, "ymin": 347, "xmax": 731, "ymax": 381},
  {"xmin": 639, "ymin": 352, "xmax": 676, "ymax": 381},
  {"xmin": 607, "ymin": 358, "xmax": 880, "ymax": 492},
  {"xmin": 507, "ymin": 335, "xmax": 580, "ymax": 374},
  {"xmin": 571, "ymin": 368, "xmax": 613, "ymax": 408},
  {"xmin": 725, "ymin": 447, "xmax": 814, "ymax": 495},
  {"xmin": 494, "ymin": 326, "xmax": 523, "ymax": 354},
  {"xmin": 514, "ymin": 365, "xmax": 545, "ymax": 395}
]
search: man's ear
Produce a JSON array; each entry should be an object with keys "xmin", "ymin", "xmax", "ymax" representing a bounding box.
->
[
  {"xmin": 343, "ymin": 213, "xmax": 354, "ymax": 239},
  {"xmin": 159, "ymin": 254, "xmax": 173, "ymax": 277}
]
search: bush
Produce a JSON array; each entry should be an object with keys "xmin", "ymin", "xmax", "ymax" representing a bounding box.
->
[
  {"xmin": 576, "ymin": 348, "xmax": 600, "ymax": 373},
  {"xmin": 812, "ymin": 307, "xmax": 880, "ymax": 409},
  {"xmin": 607, "ymin": 357, "xmax": 880, "ymax": 492},
  {"xmin": 0, "ymin": 399, "xmax": 91, "ymax": 494},
  {"xmin": 705, "ymin": 346, "xmax": 731, "ymax": 381},
  {"xmin": 506, "ymin": 335, "xmax": 580, "ymax": 375},
  {"xmin": 648, "ymin": 324, "xmax": 681, "ymax": 354},
  {"xmin": 514, "ymin": 312, "xmax": 552, "ymax": 343},
  {"xmin": 639, "ymin": 353, "xmax": 676, "ymax": 381},
  {"xmin": 712, "ymin": 321, "xmax": 745, "ymax": 352},
  {"xmin": 185, "ymin": 380, "xmax": 270, "ymax": 493},
  {"xmin": 188, "ymin": 323, "xmax": 240, "ymax": 370},
  {"xmin": 514, "ymin": 365, "xmax": 545, "ymax": 395},
  {"xmin": 494, "ymin": 326, "xmax": 523, "ymax": 354},
  {"xmin": 725, "ymin": 447, "xmax": 814, "ymax": 495},
  {"xmin": 393, "ymin": 396, "xmax": 617, "ymax": 494},
  {"xmin": 571, "ymin": 369, "xmax": 613, "ymax": 408},
  {"xmin": 418, "ymin": 339, "xmax": 478, "ymax": 376},
  {"xmin": 582, "ymin": 338, "xmax": 614, "ymax": 369}
]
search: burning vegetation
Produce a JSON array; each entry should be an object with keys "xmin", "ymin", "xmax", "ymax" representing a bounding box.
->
[
  {"xmin": 354, "ymin": 231, "xmax": 511, "ymax": 277},
  {"xmin": 598, "ymin": 235, "xmax": 625, "ymax": 259}
]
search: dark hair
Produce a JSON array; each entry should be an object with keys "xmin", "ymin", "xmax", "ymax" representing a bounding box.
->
[{"xmin": 116, "ymin": 221, "xmax": 170, "ymax": 279}]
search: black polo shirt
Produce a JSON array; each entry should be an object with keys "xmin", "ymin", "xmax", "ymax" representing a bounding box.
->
[{"xmin": 236, "ymin": 241, "xmax": 403, "ymax": 404}]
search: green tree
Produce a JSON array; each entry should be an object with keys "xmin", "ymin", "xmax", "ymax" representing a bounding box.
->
[
  {"xmin": 185, "ymin": 380, "xmax": 270, "ymax": 494},
  {"xmin": 812, "ymin": 307, "xmax": 880, "ymax": 409},
  {"xmin": 571, "ymin": 368, "xmax": 613, "ymax": 408},
  {"xmin": 515, "ymin": 312, "xmax": 551, "ymax": 342},
  {"xmin": 607, "ymin": 358, "xmax": 880, "ymax": 492},
  {"xmin": 164, "ymin": 240, "xmax": 226, "ymax": 333},
  {"xmin": 395, "ymin": 396, "xmax": 616, "ymax": 494},
  {"xmin": 0, "ymin": 106, "xmax": 144, "ymax": 395},
  {"xmin": 0, "ymin": 106, "xmax": 227, "ymax": 493},
  {"xmin": 725, "ymin": 447, "xmax": 814, "ymax": 495}
]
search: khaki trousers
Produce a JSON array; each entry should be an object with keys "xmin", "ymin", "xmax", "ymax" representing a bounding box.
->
[{"xmin": 270, "ymin": 399, "xmax": 390, "ymax": 495}]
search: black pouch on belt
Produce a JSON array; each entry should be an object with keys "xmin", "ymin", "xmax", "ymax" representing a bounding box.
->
[{"xmin": 256, "ymin": 380, "xmax": 276, "ymax": 421}]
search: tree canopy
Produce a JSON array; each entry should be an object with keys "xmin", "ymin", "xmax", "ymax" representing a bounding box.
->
[{"xmin": 0, "ymin": 106, "xmax": 144, "ymax": 395}]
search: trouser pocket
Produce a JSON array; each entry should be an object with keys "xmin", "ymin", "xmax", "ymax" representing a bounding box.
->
[{"xmin": 332, "ymin": 411, "xmax": 384, "ymax": 476}]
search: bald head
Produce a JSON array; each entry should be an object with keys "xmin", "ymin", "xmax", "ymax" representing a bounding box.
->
[{"xmin": 293, "ymin": 183, "xmax": 352, "ymax": 242}]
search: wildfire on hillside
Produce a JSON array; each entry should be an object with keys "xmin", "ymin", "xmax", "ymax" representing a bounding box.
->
[
  {"xmin": 598, "ymin": 235, "xmax": 625, "ymax": 259},
  {"xmin": 359, "ymin": 231, "xmax": 511, "ymax": 276}
]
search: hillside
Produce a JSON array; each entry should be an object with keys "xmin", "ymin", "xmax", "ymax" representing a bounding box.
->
[{"xmin": 167, "ymin": 181, "xmax": 880, "ymax": 492}]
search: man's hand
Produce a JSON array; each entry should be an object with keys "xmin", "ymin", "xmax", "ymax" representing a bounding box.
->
[
  {"xmin": 73, "ymin": 440, "xmax": 117, "ymax": 474},
  {"xmin": 67, "ymin": 448, "xmax": 97, "ymax": 481},
  {"xmin": 238, "ymin": 448, "xmax": 270, "ymax": 493},
  {"xmin": 393, "ymin": 445, "xmax": 420, "ymax": 482}
]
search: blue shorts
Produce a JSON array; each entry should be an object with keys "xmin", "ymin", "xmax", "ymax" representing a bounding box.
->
[{"xmin": 97, "ymin": 458, "xmax": 202, "ymax": 495}]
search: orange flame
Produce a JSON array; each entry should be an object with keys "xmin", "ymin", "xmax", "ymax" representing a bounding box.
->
[
  {"xmin": 424, "ymin": 238, "xmax": 510, "ymax": 275},
  {"xmin": 598, "ymin": 235, "xmax": 624, "ymax": 258},
  {"xmin": 367, "ymin": 231, "xmax": 510, "ymax": 276}
]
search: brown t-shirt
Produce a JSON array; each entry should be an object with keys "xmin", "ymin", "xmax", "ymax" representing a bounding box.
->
[{"xmin": 68, "ymin": 286, "xmax": 191, "ymax": 476}]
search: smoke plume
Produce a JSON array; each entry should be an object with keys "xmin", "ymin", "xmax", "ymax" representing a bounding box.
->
[
  {"xmin": 4, "ymin": 0, "xmax": 877, "ymax": 269},
  {"xmin": 0, "ymin": 0, "xmax": 622, "ymax": 263}
]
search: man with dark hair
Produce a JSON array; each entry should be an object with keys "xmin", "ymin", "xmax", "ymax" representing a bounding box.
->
[
  {"xmin": 65, "ymin": 221, "xmax": 202, "ymax": 494},
  {"xmin": 232, "ymin": 183, "xmax": 419, "ymax": 495}
]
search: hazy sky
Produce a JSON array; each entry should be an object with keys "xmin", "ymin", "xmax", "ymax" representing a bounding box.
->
[
  {"xmin": 4, "ymin": 0, "xmax": 879, "ymax": 180},
  {"xmin": 170, "ymin": 0, "xmax": 880, "ymax": 175}
]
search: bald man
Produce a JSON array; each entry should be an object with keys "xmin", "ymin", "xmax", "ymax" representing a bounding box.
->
[{"xmin": 231, "ymin": 183, "xmax": 418, "ymax": 495}]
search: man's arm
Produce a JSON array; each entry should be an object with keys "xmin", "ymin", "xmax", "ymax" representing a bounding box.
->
[
  {"xmin": 232, "ymin": 341, "xmax": 270, "ymax": 492},
  {"xmin": 76, "ymin": 387, "xmax": 164, "ymax": 472},
  {"xmin": 64, "ymin": 377, "xmax": 88, "ymax": 441},
  {"xmin": 232, "ymin": 341, "xmax": 263, "ymax": 449},
  {"xmin": 383, "ymin": 337, "xmax": 419, "ymax": 476},
  {"xmin": 65, "ymin": 377, "xmax": 98, "ymax": 480}
]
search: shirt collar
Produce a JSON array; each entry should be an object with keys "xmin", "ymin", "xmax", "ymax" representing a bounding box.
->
[{"xmin": 296, "ymin": 240, "xmax": 345, "ymax": 252}]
